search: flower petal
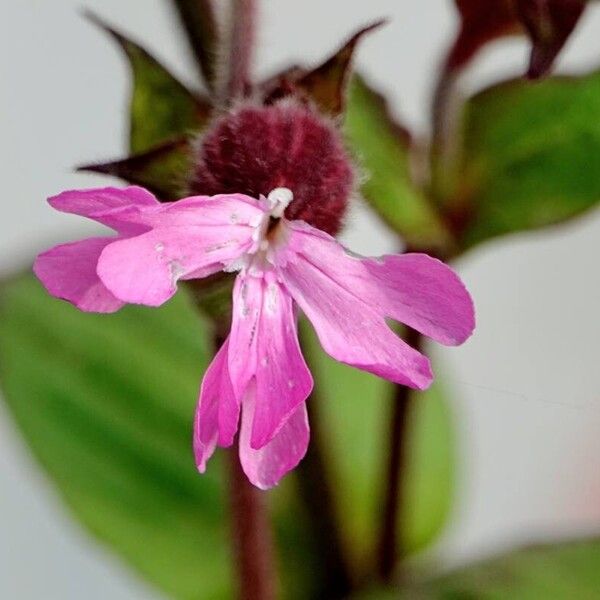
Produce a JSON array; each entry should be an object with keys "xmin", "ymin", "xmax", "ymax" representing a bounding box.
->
[
  {"xmin": 362, "ymin": 253, "xmax": 475, "ymax": 345},
  {"xmin": 96, "ymin": 224, "xmax": 255, "ymax": 306},
  {"xmin": 281, "ymin": 253, "xmax": 433, "ymax": 390},
  {"xmin": 227, "ymin": 274, "xmax": 262, "ymax": 401},
  {"xmin": 194, "ymin": 338, "xmax": 240, "ymax": 472},
  {"xmin": 48, "ymin": 186, "xmax": 160, "ymax": 234},
  {"xmin": 33, "ymin": 237, "xmax": 124, "ymax": 313},
  {"xmin": 239, "ymin": 386, "xmax": 310, "ymax": 489},
  {"xmin": 287, "ymin": 221, "xmax": 475, "ymax": 345},
  {"xmin": 253, "ymin": 277, "xmax": 313, "ymax": 448},
  {"xmin": 228, "ymin": 272, "xmax": 313, "ymax": 448},
  {"xmin": 48, "ymin": 189, "xmax": 264, "ymax": 237},
  {"xmin": 153, "ymin": 194, "xmax": 264, "ymax": 228}
]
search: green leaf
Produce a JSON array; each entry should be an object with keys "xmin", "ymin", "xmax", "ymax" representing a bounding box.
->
[
  {"xmin": 401, "ymin": 379, "xmax": 455, "ymax": 555},
  {"xmin": 302, "ymin": 324, "xmax": 455, "ymax": 570},
  {"xmin": 87, "ymin": 12, "xmax": 212, "ymax": 154},
  {"xmin": 345, "ymin": 76, "xmax": 452, "ymax": 253},
  {"xmin": 0, "ymin": 275, "xmax": 315, "ymax": 599},
  {"xmin": 455, "ymin": 69, "xmax": 600, "ymax": 248},
  {"xmin": 417, "ymin": 537, "xmax": 600, "ymax": 598}
]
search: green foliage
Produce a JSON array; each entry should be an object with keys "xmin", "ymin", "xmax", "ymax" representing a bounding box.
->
[
  {"xmin": 88, "ymin": 13, "xmax": 211, "ymax": 154},
  {"xmin": 416, "ymin": 537, "xmax": 600, "ymax": 598},
  {"xmin": 302, "ymin": 324, "xmax": 455, "ymax": 569},
  {"xmin": 346, "ymin": 76, "xmax": 451, "ymax": 253},
  {"xmin": 455, "ymin": 70, "xmax": 600, "ymax": 247},
  {"xmin": 401, "ymin": 378, "xmax": 455, "ymax": 555},
  {"xmin": 80, "ymin": 16, "xmax": 215, "ymax": 200},
  {"xmin": 0, "ymin": 276, "xmax": 231, "ymax": 599},
  {"xmin": 0, "ymin": 274, "xmax": 456, "ymax": 597},
  {"xmin": 0, "ymin": 276, "xmax": 317, "ymax": 599}
]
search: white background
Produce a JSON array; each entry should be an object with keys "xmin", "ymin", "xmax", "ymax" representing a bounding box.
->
[{"xmin": 1, "ymin": 1, "xmax": 599, "ymax": 597}]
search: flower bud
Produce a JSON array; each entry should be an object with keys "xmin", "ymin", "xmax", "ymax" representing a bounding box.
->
[{"xmin": 188, "ymin": 102, "xmax": 354, "ymax": 235}]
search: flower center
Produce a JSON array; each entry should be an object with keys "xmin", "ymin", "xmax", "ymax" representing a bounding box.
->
[
  {"xmin": 225, "ymin": 188, "xmax": 294, "ymax": 274},
  {"xmin": 256, "ymin": 187, "xmax": 294, "ymax": 249}
]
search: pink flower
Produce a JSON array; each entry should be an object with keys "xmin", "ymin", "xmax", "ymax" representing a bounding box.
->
[{"xmin": 34, "ymin": 185, "xmax": 474, "ymax": 489}]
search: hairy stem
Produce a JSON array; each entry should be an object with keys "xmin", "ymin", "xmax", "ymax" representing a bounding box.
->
[
  {"xmin": 377, "ymin": 328, "xmax": 423, "ymax": 582},
  {"xmin": 227, "ymin": 447, "xmax": 277, "ymax": 600},
  {"xmin": 295, "ymin": 396, "xmax": 354, "ymax": 599},
  {"xmin": 225, "ymin": 0, "xmax": 257, "ymax": 100}
]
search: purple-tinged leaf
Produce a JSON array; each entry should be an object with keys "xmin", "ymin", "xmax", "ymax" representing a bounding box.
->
[
  {"xmin": 446, "ymin": 0, "xmax": 588, "ymax": 77},
  {"xmin": 78, "ymin": 138, "xmax": 192, "ymax": 201},
  {"xmin": 85, "ymin": 11, "xmax": 212, "ymax": 153},
  {"xmin": 294, "ymin": 20, "xmax": 387, "ymax": 116},
  {"xmin": 517, "ymin": 0, "xmax": 586, "ymax": 78},
  {"xmin": 170, "ymin": 0, "xmax": 219, "ymax": 92},
  {"xmin": 446, "ymin": 0, "xmax": 519, "ymax": 71}
]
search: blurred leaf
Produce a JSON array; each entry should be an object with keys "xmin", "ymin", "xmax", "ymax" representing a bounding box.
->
[
  {"xmin": 446, "ymin": 0, "xmax": 586, "ymax": 77},
  {"xmin": 294, "ymin": 21, "xmax": 386, "ymax": 116},
  {"xmin": 346, "ymin": 76, "xmax": 452, "ymax": 253},
  {"xmin": 79, "ymin": 137, "xmax": 192, "ymax": 201},
  {"xmin": 517, "ymin": 0, "xmax": 586, "ymax": 78},
  {"xmin": 86, "ymin": 11, "xmax": 212, "ymax": 153},
  {"xmin": 302, "ymin": 324, "xmax": 455, "ymax": 571},
  {"xmin": 0, "ymin": 275, "xmax": 315, "ymax": 599},
  {"xmin": 447, "ymin": 0, "xmax": 518, "ymax": 71},
  {"xmin": 416, "ymin": 537, "xmax": 600, "ymax": 598},
  {"xmin": 170, "ymin": 0, "xmax": 219, "ymax": 91},
  {"xmin": 400, "ymin": 380, "xmax": 455, "ymax": 555},
  {"xmin": 185, "ymin": 273, "xmax": 235, "ymax": 325},
  {"xmin": 454, "ymin": 69, "xmax": 600, "ymax": 247}
]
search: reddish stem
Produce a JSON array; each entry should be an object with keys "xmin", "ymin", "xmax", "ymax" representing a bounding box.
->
[
  {"xmin": 209, "ymin": 329, "xmax": 275, "ymax": 600},
  {"xmin": 226, "ymin": 0, "xmax": 257, "ymax": 99},
  {"xmin": 296, "ymin": 397, "xmax": 354, "ymax": 599},
  {"xmin": 377, "ymin": 328, "xmax": 423, "ymax": 582},
  {"xmin": 216, "ymin": 4, "xmax": 276, "ymax": 596},
  {"xmin": 227, "ymin": 447, "xmax": 277, "ymax": 600}
]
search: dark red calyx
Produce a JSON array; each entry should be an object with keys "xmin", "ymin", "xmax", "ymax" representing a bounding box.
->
[{"xmin": 188, "ymin": 101, "xmax": 355, "ymax": 235}]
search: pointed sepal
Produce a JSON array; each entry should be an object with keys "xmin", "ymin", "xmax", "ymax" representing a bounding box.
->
[
  {"xmin": 295, "ymin": 20, "xmax": 387, "ymax": 116},
  {"xmin": 169, "ymin": 0, "xmax": 219, "ymax": 92},
  {"xmin": 85, "ymin": 11, "xmax": 212, "ymax": 153},
  {"xmin": 78, "ymin": 138, "xmax": 192, "ymax": 201}
]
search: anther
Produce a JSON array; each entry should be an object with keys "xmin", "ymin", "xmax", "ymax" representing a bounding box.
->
[{"xmin": 267, "ymin": 187, "xmax": 294, "ymax": 218}]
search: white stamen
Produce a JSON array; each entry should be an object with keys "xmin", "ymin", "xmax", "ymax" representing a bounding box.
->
[{"xmin": 267, "ymin": 187, "xmax": 294, "ymax": 218}]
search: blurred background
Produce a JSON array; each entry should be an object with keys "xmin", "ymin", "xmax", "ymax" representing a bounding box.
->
[{"xmin": 1, "ymin": 1, "xmax": 599, "ymax": 598}]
